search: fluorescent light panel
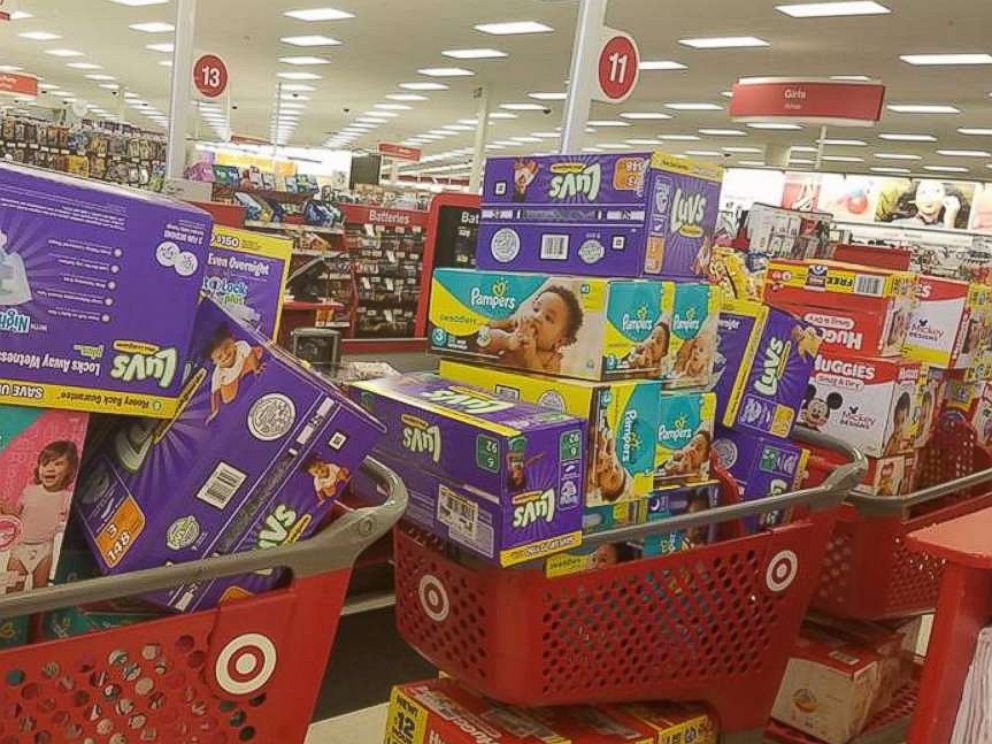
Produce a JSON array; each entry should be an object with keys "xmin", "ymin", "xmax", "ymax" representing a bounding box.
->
[
  {"xmin": 875, "ymin": 153, "xmax": 922, "ymax": 160},
  {"xmin": 679, "ymin": 36, "xmax": 768, "ymax": 49},
  {"xmin": 145, "ymin": 43, "xmax": 174, "ymax": 53},
  {"xmin": 887, "ymin": 104, "xmax": 960, "ymax": 114},
  {"xmin": 666, "ymin": 102, "xmax": 722, "ymax": 110},
  {"xmin": 387, "ymin": 93, "xmax": 428, "ymax": 101},
  {"xmin": 279, "ymin": 56, "xmax": 330, "ymax": 65},
  {"xmin": 442, "ymin": 48, "xmax": 507, "ymax": 59},
  {"xmin": 900, "ymin": 54, "xmax": 992, "ymax": 66},
  {"xmin": 937, "ymin": 149, "xmax": 990, "ymax": 157},
  {"xmin": 749, "ymin": 122, "xmax": 803, "ymax": 130},
  {"xmin": 417, "ymin": 68, "xmax": 474, "ymax": 77},
  {"xmin": 129, "ymin": 22, "xmax": 174, "ymax": 33},
  {"xmin": 281, "ymin": 35, "xmax": 341, "ymax": 46},
  {"xmin": 639, "ymin": 60, "xmax": 687, "ymax": 70},
  {"xmin": 959, "ymin": 128, "xmax": 992, "ymax": 136},
  {"xmin": 399, "ymin": 82, "xmax": 448, "ymax": 90},
  {"xmin": 879, "ymin": 133, "xmax": 937, "ymax": 141},
  {"xmin": 699, "ymin": 129, "xmax": 746, "ymax": 136},
  {"xmin": 924, "ymin": 165, "xmax": 969, "ymax": 172},
  {"xmin": 284, "ymin": 8, "xmax": 355, "ymax": 22},
  {"xmin": 620, "ymin": 112, "xmax": 671, "ymax": 120},
  {"xmin": 528, "ymin": 92, "xmax": 566, "ymax": 101},
  {"xmin": 278, "ymin": 72, "xmax": 322, "ymax": 80},
  {"xmin": 776, "ymin": 2, "xmax": 890, "ymax": 18},
  {"xmin": 474, "ymin": 21, "xmax": 553, "ymax": 35},
  {"xmin": 45, "ymin": 49, "xmax": 84, "ymax": 57}
]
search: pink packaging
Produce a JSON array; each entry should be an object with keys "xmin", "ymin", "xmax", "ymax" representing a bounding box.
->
[{"xmin": 0, "ymin": 406, "xmax": 89, "ymax": 595}]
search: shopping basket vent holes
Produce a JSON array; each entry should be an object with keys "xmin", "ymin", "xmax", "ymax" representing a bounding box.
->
[{"xmin": 0, "ymin": 633, "xmax": 266, "ymax": 743}]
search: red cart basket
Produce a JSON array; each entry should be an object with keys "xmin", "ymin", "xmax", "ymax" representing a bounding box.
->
[
  {"xmin": 394, "ymin": 429, "xmax": 865, "ymax": 740},
  {"xmin": 0, "ymin": 458, "xmax": 406, "ymax": 744},
  {"xmin": 811, "ymin": 415, "xmax": 992, "ymax": 620}
]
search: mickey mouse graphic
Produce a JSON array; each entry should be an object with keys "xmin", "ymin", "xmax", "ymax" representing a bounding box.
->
[{"xmin": 801, "ymin": 384, "xmax": 843, "ymax": 430}]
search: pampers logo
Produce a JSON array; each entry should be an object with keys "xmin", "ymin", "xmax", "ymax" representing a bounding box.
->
[
  {"xmin": 754, "ymin": 337, "xmax": 791, "ymax": 397},
  {"xmin": 109, "ymin": 341, "xmax": 178, "ymax": 390},
  {"xmin": 0, "ymin": 308, "xmax": 30, "ymax": 335},
  {"xmin": 620, "ymin": 409, "xmax": 640, "ymax": 463},
  {"xmin": 469, "ymin": 280, "xmax": 517, "ymax": 312},
  {"xmin": 548, "ymin": 162, "xmax": 602, "ymax": 201},
  {"xmin": 512, "ymin": 488, "xmax": 556, "ymax": 529},
  {"xmin": 400, "ymin": 413, "xmax": 442, "ymax": 463},
  {"xmin": 673, "ymin": 306, "xmax": 701, "ymax": 334},
  {"xmin": 422, "ymin": 387, "xmax": 516, "ymax": 415},
  {"xmin": 670, "ymin": 188, "xmax": 707, "ymax": 238},
  {"xmin": 658, "ymin": 413, "xmax": 694, "ymax": 446},
  {"xmin": 621, "ymin": 305, "xmax": 653, "ymax": 334}
]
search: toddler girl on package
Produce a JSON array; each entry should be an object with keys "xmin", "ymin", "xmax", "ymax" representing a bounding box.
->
[{"xmin": 0, "ymin": 408, "xmax": 88, "ymax": 594}]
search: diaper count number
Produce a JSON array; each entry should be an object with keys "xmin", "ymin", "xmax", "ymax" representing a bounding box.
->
[{"xmin": 596, "ymin": 29, "xmax": 640, "ymax": 103}]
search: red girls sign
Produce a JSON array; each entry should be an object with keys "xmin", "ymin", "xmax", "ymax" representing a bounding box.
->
[{"xmin": 731, "ymin": 77, "xmax": 886, "ymax": 127}]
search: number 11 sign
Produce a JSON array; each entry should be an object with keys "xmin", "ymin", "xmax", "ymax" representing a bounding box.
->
[{"xmin": 594, "ymin": 28, "xmax": 640, "ymax": 103}]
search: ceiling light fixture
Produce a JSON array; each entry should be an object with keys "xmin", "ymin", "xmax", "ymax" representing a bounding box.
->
[
  {"xmin": 399, "ymin": 81, "xmax": 449, "ymax": 90},
  {"xmin": 85, "ymin": 74, "xmax": 115, "ymax": 81},
  {"xmin": 937, "ymin": 149, "xmax": 991, "ymax": 157},
  {"xmin": 699, "ymin": 128, "xmax": 746, "ymax": 136},
  {"xmin": 442, "ymin": 48, "xmax": 507, "ymax": 59},
  {"xmin": 776, "ymin": 1, "xmax": 890, "ymax": 17},
  {"xmin": 387, "ymin": 93, "xmax": 428, "ymax": 101},
  {"xmin": 874, "ymin": 153, "xmax": 922, "ymax": 160},
  {"xmin": 639, "ymin": 60, "xmax": 687, "ymax": 70},
  {"xmin": 279, "ymin": 56, "xmax": 330, "ymax": 65},
  {"xmin": 9, "ymin": 11, "xmax": 32, "ymax": 19},
  {"xmin": 281, "ymin": 35, "xmax": 341, "ymax": 47},
  {"xmin": 900, "ymin": 54, "xmax": 992, "ymax": 66},
  {"xmin": 284, "ymin": 7, "xmax": 355, "ymax": 22},
  {"xmin": 822, "ymin": 155, "xmax": 865, "ymax": 162},
  {"xmin": 924, "ymin": 165, "xmax": 969, "ymax": 172},
  {"xmin": 417, "ymin": 67, "xmax": 474, "ymax": 77},
  {"xmin": 278, "ymin": 72, "xmax": 323, "ymax": 80},
  {"xmin": 678, "ymin": 36, "xmax": 769, "ymax": 49},
  {"xmin": 871, "ymin": 167, "xmax": 911, "ymax": 173},
  {"xmin": 748, "ymin": 122, "xmax": 803, "ymax": 130},
  {"xmin": 281, "ymin": 83, "xmax": 317, "ymax": 92},
  {"xmin": 830, "ymin": 75, "xmax": 872, "ymax": 80},
  {"xmin": 887, "ymin": 104, "xmax": 960, "ymax": 114},
  {"xmin": 723, "ymin": 146, "xmax": 763, "ymax": 153},
  {"xmin": 620, "ymin": 112, "xmax": 671, "ymax": 120},
  {"xmin": 129, "ymin": 22, "xmax": 174, "ymax": 33},
  {"xmin": 665, "ymin": 102, "xmax": 723, "ymax": 110},
  {"xmin": 528, "ymin": 92, "xmax": 566, "ymax": 101},
  {"xmin": 18, "ymin": 31, "xmax": 61, "ymax": 41},
  {"xmin": 375, "ymin": 103, "xmax": 411, "ymax": 110},
  {"xmin": 685, "ymin": 150, "xmax": 721, "ymax": 156},
  {"xmin": 489, "ymin": 112, "xmax": 518, "ymax": 119},
  {"xmin": 959, "ymin": 128, "xmax": 992, "ymax": 136},
  {"xmin": 626, "ymin": 139, "xmax": 661, "ymax": 146},
  {"xmin": 739, "ymin": 161, "xmax": 767, "ymax": 167},
  {"xmin": 879, "ymin": 132, "xmax": 937, "ymax": 141},
  {"xmin": 588, "ymin": 120, "xmax": 630, "ymax": 127},
  {"xmin": 45, "ymin": 49, "xmax": 84, "ymax": 57},
  {"xmin": 820, "ymin": 138, "xmax": 867, "ymax": 146},
  {"xmin": 67, "ymin": 62, "xmax": 103, "ymax": 70},
  {"xmin": 500, "ymin": 102, "xmax": 545, "ymax": 111},
  {"xmin": 658, "ymin": 134, "xmax": 701, "ymax": 141},
  {"xmin": 474, "ymin": 21, "xmax": 553, "ymax": 35},
  {"xmin": 145, "ymin": 43, "xmax": 174, "ymax": 53}
]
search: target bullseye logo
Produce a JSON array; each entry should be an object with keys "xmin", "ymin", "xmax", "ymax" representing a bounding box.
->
[
  {"xmin": 215, "ymin": 634, "xmax": 277, "ymax": 696},
  {"xmin": 419, "ymin": 574, "xmax": 450, "ymax": 622},
  {"xmin": 766, "ymin": 550, "xmax": 799, "ymax": 593}
]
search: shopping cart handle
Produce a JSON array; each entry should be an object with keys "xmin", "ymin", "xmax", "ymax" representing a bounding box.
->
[
  {"xmin": 847, "ymin": 465, "xmax": 992, "ymax": 516},
  {"xmin": 583, "ymin": 429, "xmax": 866, "ymax": 549},
  {"xmin": 0, "ymin": 457, "xmax": 408, "ymax": 621}
]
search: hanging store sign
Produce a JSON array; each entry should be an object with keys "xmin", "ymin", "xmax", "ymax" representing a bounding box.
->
[{"xmin": 730, "ymin": 77, "xmax": 886, "ymax": 127}]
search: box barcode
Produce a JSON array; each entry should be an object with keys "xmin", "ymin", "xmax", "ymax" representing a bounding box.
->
[
  {"xmin": 540, "ymin": 234, "xmax": 569, "ymax": 260},
  {"xmin": 438, "ymin": 485, "xmax": 478, "ymax": 539},
  {"xmin": 196, "ymin": 462, "xmax": 248, "ymax": 510},
  {"xmin": 854, "ymin": 275, "xmax": 884, "ymax": 297}
]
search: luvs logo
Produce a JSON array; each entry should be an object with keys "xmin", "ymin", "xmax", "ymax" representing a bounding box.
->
[
  {"xmin": 512, "ymin": 488, "xmax": 556, "ymax": 529},
  {"xmin": 754, "ymin": 337, "xmax": 791, "ymax": 396},
  {"xmin": 548, "ymin": 162, "xmax": 602, "ymax": 201},
  {"xmin": 469, "ymin": 279, "xmax": 516, "ymax": 311},
  {"xmin": 670, "ymin": 188, "xmax": 707, "ymax": 238},
  {"xmin": 257, "ymin": 504, "xmax": 312, "ymax": 549},
  {"xmin": 422, "ymin": 387, "xmax": 516, "ymax": 415},
  {"xmin": 0, "ymin": 309, "xmax": 30, "ymax": 335},
  {"xmin": 400, "ymin": 413, "xmax": 442, "ymax": 463},
  {"xmin": 110, "ymin": 342, "xmax": 178, "ymax": 389},
  {"xmin": 621, "ymin": 304, "xmax": 653, "ymax": 334}
]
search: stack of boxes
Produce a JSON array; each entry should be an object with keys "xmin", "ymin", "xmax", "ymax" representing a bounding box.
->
[{"xmin": 0, "ymin": 161, "xmax": 381, "ymax": 643}]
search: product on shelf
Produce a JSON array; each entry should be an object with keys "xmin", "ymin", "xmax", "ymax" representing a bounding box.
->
[
  {"xmin": 763, "ymin": 258, "xmax": 917, "ymax": 358},
  {"xmin": 857, "ymin": 452, "xmax": 917, "ymax": 497},
  {"xmin": 478, "ymin": 152, "xmax": 722, "ymax": 279},
  {"xmin": 74, "ymin": 298, "xmax": 382, "ymax": 612},
  {"xmin": 713, "ymin": 298, "xmax": 821, "ymax": 439},
  {"xmin": 735, "ymin": 203, "xmax": 833, "ymax": 262},
  {"xmin": 429, "ymin": 268, "xmax": 666, "ymax": 382},
  {"xmin": 0, "ymin": 162, "xmax": 213, "ymax": 416},
  {"xmin": 438, "ymin": 360, "xmax": 660, "ymax": 507},
  {"xmin": 639, "ymin": 480, "xmax": 722, "ymax": 556},
  {"xmin": 915, "ymin": 366, "xmax": 945, "ymax": 447},
  {"xmin": 903, "ymin": 275, "xmax": 992, "ymax": 373},
  {"xmin": 801, "ymin": 350, "xmax": 923, "ymax": 459},
  {"xmin": 659, "ymin": 281, "xmax": 722, "ymax": 389},
  {"xmin": 655, "ymin": 391, "xmax": 716, "ymax": 487},
  {"xmin": 943, "ymin": 376, "xmax": 992, "ymax": 446},
  {"xmin": 351, "ymin": 373, "xmax": 586, "ymax": 566},
  {"xmin": 205, "ymin": 225, "xmax": 292, "ymax": 341},
  {"xmin": 712, "ymin": 427, "xmax": 808, "ymax": 530}
]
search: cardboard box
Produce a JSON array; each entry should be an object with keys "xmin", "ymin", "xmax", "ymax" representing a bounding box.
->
[
  {"xmin": 764, "ymin": 259, "xmax": 917, "ymax": 357},
  {"xmin": 352, "ymin": 374, "xmax": 586, "ymax": 566},
  {"xmin": 612, "ymin": 702, "xmax": 718, "ymax": 744},
  {"xmin": 0, "ymin": 161, "xmax": 213, "ymax": 417},
  {"xmin": 801, "ymin": 350, "xmax": 923, "ymax": 458},
  {"xmin": 75, "ymin": 299, "xmax": 382, "ymax": 611},
  {"xmin": 904, "ymin": 276, "xmax": 992, "ymax": 371},
  {"xmin": 478, "ymin": 153, "xmax": 722, "ymax": 279},
  {"xmin": 712, "ymin": 427, "xmax": 808, "ymax": 530},
  {"xmin": 915, "ymin": 366, "xmax": 945, "ymax": 448},
  {"xmin": 544, "ymin": 541, "xmax": 640, "ymax": 578},
  {"xmin": 771, "ymin": 625, "xmax": 883, "ymax": 744},
  {"xmin": 438, "ymin": 361, "xmax": 660, "ymax": 506},
  {"xmin": 944, "ymin": 376, "xmax": 992, "ymax": 446},
  {"xmin": 205, "ymin": 225, "xmax": 292, "ymax": 341},
  {"xmin": 655, "ymin": 392, "xmax": 716, "ymax": 486},
  {"xmin": 582, "ymin": 501, "xmax": 642, "ymax": 535},
  {"xmin": 41, "ymin": 600, "xmax": 162, "ymax": 640},
  {"xmin": 658, "ymin": 281, "xmax": 721, "ymax": 390},
  {"xmin": 639, "ymin": 480, "xmax": 721, "ymax": 556},
  {"xmin": 856, "ymin": 454, "xmax": 915, "ymax": 497},
  {"xmin": 429, "ymin": 269, "xmax": 665, "ymax": 381},
  {"xmin": 713, "ymin": 299, "xmax": 820, "ymax": 439}
]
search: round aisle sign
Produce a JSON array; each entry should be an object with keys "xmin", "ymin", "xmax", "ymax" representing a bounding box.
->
[
  {"xmin": 596, "ymin": 30, "xmax": 640, "ymax": 103},
  {"xmin": 194, "ymin": 54, "xmax": 228, "ymax": 99}
]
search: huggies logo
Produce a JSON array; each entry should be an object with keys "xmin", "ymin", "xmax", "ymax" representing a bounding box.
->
[
  {"xmin": 621, "ymin": 305, "xmax": 653, "ymax": 334},
  {"xmin": 670, "ymin": 188, "xmax": 706, "ymax": 238},
  {"xmin": 400, "ymin": 413, "xmax": 442, "ymax": 463},
  {"xmin": 548, "ymin": 162, "xmax": 602, "ymax": 201},
  {"xmin": 422, "ymin": 387, "xmax": 516, "ymax": 415},
  {"xmin": 110, "ymin": 343, "xmax": 178, "ymax": 389},
  {"xmin": 0, "ymin": 308, "xmax": 30, "ymax": 335},
  {"xmin": 257, "ymin": 504, "xmax": 311, "ymax": 550},
  {"xmin": 673, "ymin": 306, "xmax": 701, "ymax": 334},
  {"xmin": 512, "ymin": 488, "xmax": 556, "ymax": 529},
  {"xmin": 469, "ymin": 280, "xmax": 517, "ymax": 311},
  {"xmin": 754, "ymin": 338, "xmax": 791, "ymax": 397}
]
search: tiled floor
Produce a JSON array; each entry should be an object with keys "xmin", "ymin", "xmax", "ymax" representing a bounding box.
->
[{"xmin": 306, "ymin": 704, "xmax": 389, "ymax": 743}]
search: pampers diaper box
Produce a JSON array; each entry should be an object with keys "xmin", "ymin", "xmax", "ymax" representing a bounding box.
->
[
  {"xmin": 0, "ymin": 162, "xmax": 213, "ymax": 417},
  {"xmin": 713, "ymin": 298, "xmax": 821, "ymax": 439},
  {"xmin": 800, "ymin": 349, "xmax": 923, "ymax": 459},
  {"xmin": 659, "ymin": 281, "xmax": 721, "ymax": 389},
  {"xmin": 904, "ymin": 276, "xmax": 992, "ymax": 373},
  {"xmin": 478, "ymin": 152, "xmax": 723, "ymax": 279},
  {"xmin": 75, "ymin": 298, "xmax": 382, "ymax": 612},
  {"xmin": 204, "ymin": 225, "xmax": 292, "ymax": 341},
  {"xmin": 764, "ymin": 259, "xmax": 917, "ymax": 358},
  {"xmin": 655, "ymin": 392, "xmax": 717, "ymax": 487},
  {"xmin": 351, "ymin": 374, "xmax": 586, "ymax": 566},
  {"xmin": 438, "ymin": 360, "xmax": 659, "ymax": 507},
  {"xmin": 428, "ymin": 268, "xmax": 666, "ymax": 382}
]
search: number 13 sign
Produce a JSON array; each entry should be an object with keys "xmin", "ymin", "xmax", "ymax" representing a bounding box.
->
[
  {"xmin": 595, "ymin": 28, "xmax": 640, "ymax": 103},
  {"xmin": 194, "ymin": 54, "xmax": 229, "ymax": 99}
]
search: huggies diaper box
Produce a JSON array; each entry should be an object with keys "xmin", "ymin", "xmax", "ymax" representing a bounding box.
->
[
  {"xmin": 763, "ymin": 259, "xmax": 917, "ymax": 358},
  {"xmin": 75, "ymin": 299, "xmax": 382, "ymax": 612},
  {"xmin": 915, "ymin": 366, "xmax": 945, "ymax": 448},
  {"xmin": 713, "ymin": 298, "xmax": 820, "ymax": 439},
  {"xmin": 351, "ymin": 373, "xmax": 586, "ymax": 566},
  {"xmin": 712, "ymin": 427, "xmax": 808, "ymax": 531},
  {"xmin": 205, "ymin": 225, "xmax": 292, "ymax": 341},
  {"xmin": 857, "ymin": 454, "xmax": 915, "ymax": 498},
  {"xmin": 438, "ymin": 360, "xmax": 659, "ymax": 507},
  {"xmin": 0, "ymin": 162, "xmax": 212, "ymax": 416},
  {"xmin": 429, "ymin": 268, "xmax": 666, "ymax": 381},
  {"xmin": 799, "ymin": 350, "xmax": 923, "ymax": 459},
  {"xmin": 478, "ymin": 153, "xmax": 722, "ymax": 279},
  {"xmin": 655, "ymin": 392, "xmax": 716, "ymax": 487},
  {"xmin": 659, "ymin": 281, "xmax": 721, "ymax": 389},
  {"xmin": 904, "ymin": 276, "xmax": 992, "ymax": 373}
]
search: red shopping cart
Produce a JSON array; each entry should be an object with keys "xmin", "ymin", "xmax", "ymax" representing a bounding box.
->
[
  {"xmin": 810, "ymin": 415, "xmax": 992, "ymax": 620},
  {"xmin": 0, "ymin": 458, "xmax": 406, "ymax": 744},
  {"xmin": 394, "ymin": 429, "xmax": 865, "ymax": 741}
]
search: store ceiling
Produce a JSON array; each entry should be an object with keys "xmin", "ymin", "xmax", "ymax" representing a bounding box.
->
[{"xmin": 4, "ymin": 0, "xmax": 992, "ymax": 180}]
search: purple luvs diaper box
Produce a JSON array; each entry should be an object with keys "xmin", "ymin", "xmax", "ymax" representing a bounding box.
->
[
  {"xmin": 350, "ymin": 373, "xmax": 586, "ymax": 566},
  {"xmin": 713, "ymin": 298, "xmax": 821, "ymax": 439},
  {"xmin": 74, "ymin": 298, "xmax": 383, "ymax": 612},
  {"xmin": 0, "ymin": 162, "xmax": 213, "ymax": 417},
  {"xmin": 478, "ymin": 152, "xmax": 723, "ymax": 279}
]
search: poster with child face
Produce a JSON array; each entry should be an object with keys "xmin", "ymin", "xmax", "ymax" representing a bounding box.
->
[{"xmin": 876, "ymin": 178, "xmax": 976, "ymax": 230}]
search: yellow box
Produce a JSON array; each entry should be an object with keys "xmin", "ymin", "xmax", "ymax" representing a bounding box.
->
[{"xmin": 655, "ymin": 391, "xmax": 717, "ymax": 487}]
